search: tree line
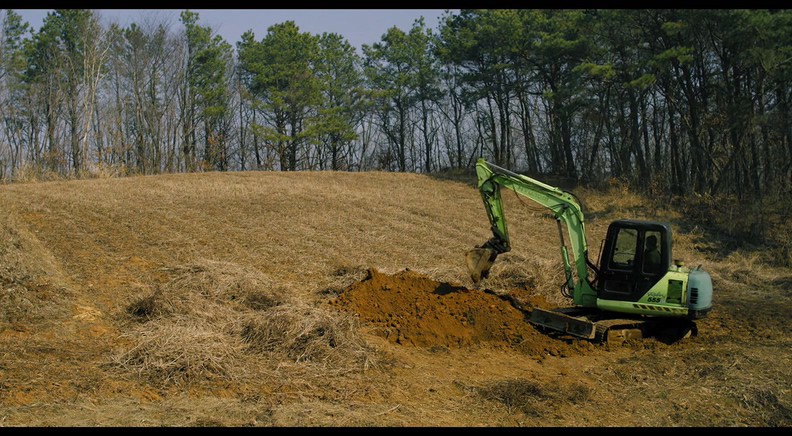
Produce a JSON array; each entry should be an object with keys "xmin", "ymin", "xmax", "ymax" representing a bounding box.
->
[{"xmin": 0, "ymin": 9, "xmax": 790, "ymax": 202}]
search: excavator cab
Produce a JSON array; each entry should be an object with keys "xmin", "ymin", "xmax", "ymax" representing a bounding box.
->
[
  {"xmin": 593, "ymin": 218, "xmax": 712, "ymax": 320},
  {"xmin": 596, "ymin": 220, "xmax": 673, "ymax": 302}
]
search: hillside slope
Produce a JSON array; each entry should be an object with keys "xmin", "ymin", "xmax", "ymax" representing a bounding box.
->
[{"xmin": 0, "ymin": 171, "xmax": 789, "ymax": 427}]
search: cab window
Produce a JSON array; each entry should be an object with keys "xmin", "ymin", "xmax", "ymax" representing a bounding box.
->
[
  {"xmin": 642, "ymin": 230, "xmax": 663, "ymax": 274},
  {"xmin": 609, "ymin": 227, "xmax": 637, "ymax": 271}
]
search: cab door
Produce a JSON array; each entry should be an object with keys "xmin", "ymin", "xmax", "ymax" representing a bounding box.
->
[{"xmin": 597, "ymin": 222, "xmax": 669, "ymax": 302}]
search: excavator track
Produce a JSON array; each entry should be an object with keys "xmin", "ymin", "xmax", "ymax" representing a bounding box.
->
[
  {"xmin": 511, "ymin": 304, "xmax": 696, "ymax": 345},
  {"xmin": 591, "ymin": 317, "xmax": 648, "ymax": 345},
  {"xmin": 526, "ymin": 306, "xmax": 648, "ymax": 344}
]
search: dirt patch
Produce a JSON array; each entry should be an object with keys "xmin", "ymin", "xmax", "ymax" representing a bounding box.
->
[{"xmin": 328, "ymin": 268, "xmax": 579, "ymax": 358}]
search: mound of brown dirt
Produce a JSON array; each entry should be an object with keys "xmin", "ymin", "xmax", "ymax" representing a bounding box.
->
[{"xmin": 328, "ymin": 268, "xmax": 580, "ymax": 358}]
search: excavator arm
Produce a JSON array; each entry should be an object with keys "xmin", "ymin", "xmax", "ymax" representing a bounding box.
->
[{"xmin": 466, "ymin": 158, "xmax": 598, "ymax": 308}]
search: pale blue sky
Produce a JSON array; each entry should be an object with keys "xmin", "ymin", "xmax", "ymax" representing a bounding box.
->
[{"xmin": 12, "ymin": 9, "xmax": 452, "ymax": 50}]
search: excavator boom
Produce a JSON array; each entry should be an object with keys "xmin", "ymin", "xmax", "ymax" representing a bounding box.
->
[{"xmin": 466, "ymin": 158, "xmax": 598, "ymax": 308}]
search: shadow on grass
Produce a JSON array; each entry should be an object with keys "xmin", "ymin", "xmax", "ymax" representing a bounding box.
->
[{"xmin": 426, "ymin": 167, "xmax": 477, "ymax": 188}]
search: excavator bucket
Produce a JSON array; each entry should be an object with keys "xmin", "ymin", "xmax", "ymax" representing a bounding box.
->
[{"xmin": 465, "ymin": 248, "xmax": 497, "ymax": 283}]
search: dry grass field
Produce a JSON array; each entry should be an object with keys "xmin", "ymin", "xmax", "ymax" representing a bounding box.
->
[{"xmin": 0, "ymin": 170, "xmax": 789, "ymax": 427}]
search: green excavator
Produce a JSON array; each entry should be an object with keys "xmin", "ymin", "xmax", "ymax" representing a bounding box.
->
[{"xmin": 465, "ymin": 158, "xmax": 713, "ymax": 343}]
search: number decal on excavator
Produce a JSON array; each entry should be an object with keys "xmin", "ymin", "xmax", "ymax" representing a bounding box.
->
[{"xmin": 646, "ymin": 292, "xmax": 664, "ymax": 304}]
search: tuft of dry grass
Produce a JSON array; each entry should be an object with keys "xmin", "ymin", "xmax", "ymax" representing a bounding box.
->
[
  {"xmin": 476, "ymin": 378, "xmax": 591, "ymax": 417},
  {"xmin": 242, "ymin": 304, "xmax": 378, "ymax": 372},
  {"xmin": 315, "ymin": 264, "xmax": 370, "ymax": 299},
  {"xmin": 482, "ymin": 254, "xmax": 569, "ymax": 307},
  {"xmin": 112, "ymin": 316, "xmax": 245, "ymax": 386},
  {"xmin": 0, "ymin": 208, "xmax": 72, "ymax": 324},
  {"xmin": 114, "ymin": 257, "xmax": 380, "ymax": 387},
  {"xmin": 157, "ymin": 259, "xmax": 292, "ymax": 311},
  {"xmin": 738, "ymin": 387, "xmax": 792, "ymax": 427},
  {"xmin": 123, "ymin": 258, "xmax": 291, "ymax": 323}
]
